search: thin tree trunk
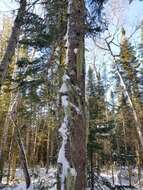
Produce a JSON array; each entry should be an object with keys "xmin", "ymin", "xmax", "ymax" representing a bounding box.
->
[
  {"xmin": 90, "ymin": 152, "xmax": 94, "ymax": 190},
  {"xmin": 0, "ymin": 92, "xmax": 19, "ymax": 182},
  {"xmin": 111, "ymin": 162, "xmax": 115, "ymax": 185},
  {"xmin": 135, "ymin": 142, "xmax": 141, "ymax": 188},
  {"xmin": 117, "ymin": 68, "xmax": 143, "ymax": 149},
  {"xmin": 31, "ymin": 127, "xmax": 38, "ymax": 167},
  {"xmin": 46, "ymin": 130, "xmax": 50, "ymax": 172},
  {"xmin": 0, "ymin": 61, "xmax": 19, "ymax": 182},
  {"xmin": 0, "ymin": 0, "xmax": 27, "ymax": 87},
  {"xmin": 11, "ymin": 153, "xmax": 17, "ymax": 181},
  {"xmin": 11, "ymin": 119, "xmax": 31, "ymax": 189},
  {"xmin": 0, "ymin": 63, "xmax": 31, "ymax": 187},
  {"xmin": 122, "ymin": 112, "xmax": 132, "ymax": 186},
  {"xmin": 105, "ymin": 39, "xmax": 143, "ymax": 150},
  {"xmin": 7, "ymin": 127, "xmax": 15, "ymax": 184}
]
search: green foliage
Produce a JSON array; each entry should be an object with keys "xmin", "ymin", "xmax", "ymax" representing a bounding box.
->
[{"xmin": 87, "ymin": 67, "xmax": 114, "ymax": 165}]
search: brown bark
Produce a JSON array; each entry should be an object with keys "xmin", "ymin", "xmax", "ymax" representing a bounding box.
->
[
  {"xmin": 0, "ymin": 92, "xmax": 19, "ymax": 182},
  {"xmin": 11, "ymin": 118, "xmax": 31, "ymax": 189},
  {"xmin": 58, "ymin": 0, "xmax": 86, "ymax": 189},
  {"xmin": 0, "ymin": 0, "xmax": 27, "ymax": 87},
  {"xmin": 7, "ymin": 127, "xmax": 15, "ymax": 184},
  {"xmin": 67, "ymin": 0, "xmax": 86, "ymax": 189},
  {"xmin": 11, "ymin": 153, "xmax": 17, "ymax": 181}
]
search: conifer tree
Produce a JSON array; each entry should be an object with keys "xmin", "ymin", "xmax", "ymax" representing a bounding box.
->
[
  {"xmin": 116, "ymin": 28, "xmax": 143, "ymax": 149},
  {"xmin": 87, "ymin": 66, "xmax": 114, "ymax": 189}
]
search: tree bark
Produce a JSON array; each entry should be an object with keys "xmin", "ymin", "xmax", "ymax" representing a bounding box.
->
[
  {"xmin": 11, "ymin": 119, "xmax": 31, "ymax": 189},
  {"xmin": 117, "ymin": 68, "xmax": 143, "ymax": 149},
  {"xmin": 0, "ymin": 0, "xmax": 27, "ymax": 87},
  {"xmin": 0, "ymin": 89, "xmax": 19, "ymax": 183},
  {"xmin": 90, "ymin": 152, "xmax": 94, "ymax": 190},
  {"xmin": 58, "ymin": 0, "xmax": 86, "ymax": 189},
  {"xmin": 67, "ymin": 1, "xmax": 86, "ymax": 189}
]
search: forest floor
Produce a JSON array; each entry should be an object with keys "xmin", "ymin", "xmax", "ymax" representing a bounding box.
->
[
  {"xmin": 0, "ymin": 167, "xmax": 143, "ymax": 190},
  {"xmin": 1, "ymin": 167, "xmax": 57, "ymax": 190}
]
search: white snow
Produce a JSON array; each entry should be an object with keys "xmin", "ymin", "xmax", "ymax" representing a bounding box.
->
[
  {"xmin": 1, "ymin": 168, "xmax": 57, "ymax": 190},
  {"xmin": 60, "ymin": 83, "xmax": 68, "ymax": 93},
  {"xmin": 61, "ymin": 95, "xmax": 69, "ymax": 108},
  {"xmin": 63, "ymin": 74, "xmax": 70, "ymax": 81},
  {"xmin": 58, "ymin": 73, "xmax": 70, "ymax": 189},
  {"xmin": 70, "ymin": 168, "xmax": 77, "ymax": 177},
  {"xmin": 58, "ymin": 118, "xmax": 70, "ymax": 189},
  {"xmin": 74, "ymin": 48, "xmax": 78, "ymax": 54},
  {"xmin": 2, "ymin": 167, "xmax": 143, "ymax": 189},
  {"xmin": 67, "ymin": 0, "xmax": 72, "ymax": 14}
]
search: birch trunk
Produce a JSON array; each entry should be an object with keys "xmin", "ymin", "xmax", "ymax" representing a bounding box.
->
[{"xmin": 117, "ymin": 67, "xmax": 143, "ymax": 149}]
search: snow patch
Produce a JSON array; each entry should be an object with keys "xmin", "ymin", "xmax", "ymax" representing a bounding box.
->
[
  {"xmin": 61, "ymin": 95, "xmax": 69, "ymax": 108},
  {"xmin": 74, "ymin": 48, "xmax": 78, "ymax": 54},
  {"xmin": 63, "ymin": 74, "xmax": 70, "ymax": 81},
  {"xmin": 60, "ymin": 83, "xmax": 68, "ymax": 93}
]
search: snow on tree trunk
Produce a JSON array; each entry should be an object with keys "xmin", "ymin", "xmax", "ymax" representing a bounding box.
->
[{"xmin": 58, "ymin": 0, "xmax": 86, "ymax": 189}]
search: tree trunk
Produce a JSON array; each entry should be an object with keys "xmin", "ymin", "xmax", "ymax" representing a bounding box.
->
[
  {"xmin": 57, "ymin": 0, "xmax": 86, "ymax": 189},
  {"xmin": 11, "ymin": 153, "xmax": 17, "ymax": 181},
  {"xmin": 117, "ymin": 67, "xmax": 143, "ymax": 149},
  {"xmin": 7, "ymin": 127, "xmax": 15, "ymax": 184},
  {"xmin": 90, "ymin": 152, "xmax": 94, "ymax": 190},
  {"xmin": 0, "ymin": 0, "xmax": 27, "ymax": 87},
  {"xmin": 0, "ymin": 92, "xmax": 19, "ymax": 183},
  {"xmin": 16, "ymin": 129, "xmax": 31, "ymax": 189}
]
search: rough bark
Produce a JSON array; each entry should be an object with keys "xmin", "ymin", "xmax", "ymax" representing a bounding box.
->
[
  {"xmin": 58, "ymin": 0, "xmax": 86, "ymax": 189},
  {"xmin": 0, "ymin": 0, "xmax": 27, "ymax": 87},
  {"xmin": 67, "ymin": 1, "xmax": 86, "ymax": 189}
]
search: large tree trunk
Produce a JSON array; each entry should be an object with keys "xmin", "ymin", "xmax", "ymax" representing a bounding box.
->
[
  {"xmin": 58, "ymin": 0, "xmax": 86, "ymax": 189},
  {"xmin": 0, "ymin": 0, "xmax": 27, "ymax": 87}
]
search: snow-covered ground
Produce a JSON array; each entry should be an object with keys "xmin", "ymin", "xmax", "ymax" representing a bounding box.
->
[
  {"xmin": 1, "ymin": 167, "xmax": 57, "ymax": 190},
  {"xmin": 100, "ymin": 167, "xmax": 143, "ymax": 190},
  {"xmin": 1, "ymin": 167, "xmax": 143, "ymax": 190},
  {"xmin": 86, "ymin": 166, "xmax": 143, "ymax": 190}
]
